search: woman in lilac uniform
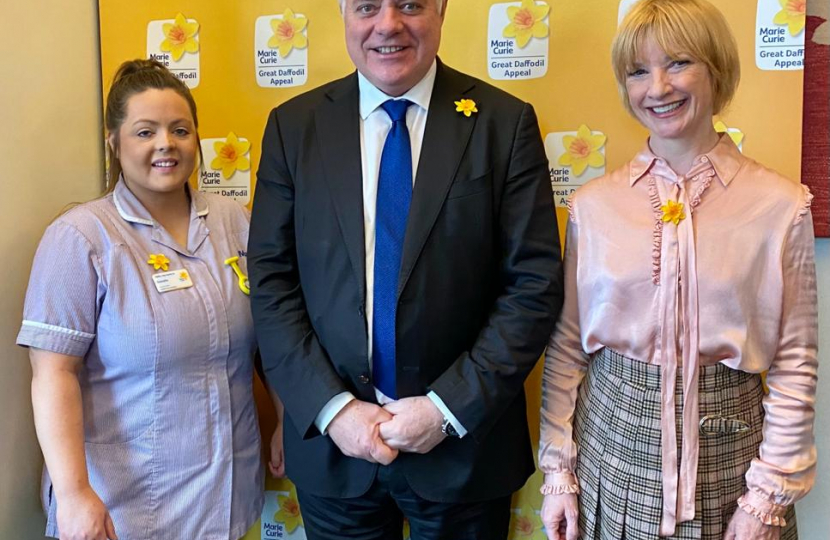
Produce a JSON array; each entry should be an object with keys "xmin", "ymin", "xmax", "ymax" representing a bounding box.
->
[
  {"xmin": 538, "ymin": 1, "xmax": 817, "ymax": 539},
  {"xmin": 18, "ymin": 59, "xmax": 283, "ymax": 540}
]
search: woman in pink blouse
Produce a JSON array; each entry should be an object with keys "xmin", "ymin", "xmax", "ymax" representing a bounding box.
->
[{"xmin": 538, "ymin": 1, "xmax": 817, "ymax": 539}]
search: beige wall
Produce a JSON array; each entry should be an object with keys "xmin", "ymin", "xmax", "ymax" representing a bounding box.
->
[
  {"xmin": 0, "ymin": 1, "xmax": 827, "ymax": 539},
  {"xmin": 0, "ymin": 0, "xmax": 103, "ymax": 537}
]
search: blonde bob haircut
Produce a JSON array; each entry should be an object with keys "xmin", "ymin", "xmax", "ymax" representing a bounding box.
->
[{"xmin": 611, "ymin": 0, "xmax": 740, "ymax": 116}]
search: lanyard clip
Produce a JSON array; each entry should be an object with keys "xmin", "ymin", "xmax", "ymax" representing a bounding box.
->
[{"xmin": 224, "ymin": 256, "xmax": 250, "ymax": 295}]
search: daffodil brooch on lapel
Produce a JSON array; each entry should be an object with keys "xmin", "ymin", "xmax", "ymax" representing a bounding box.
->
[
  {"xmin": 147, "ymin": 253, "xmax": 170, "ymax": 271},
  {"xmin": 660, "ymin": 200, "xmax": 686, "ymax": 226},
  {"xmin": 455, "ymin": 98, "xmax": 478, "ymax": 117}
]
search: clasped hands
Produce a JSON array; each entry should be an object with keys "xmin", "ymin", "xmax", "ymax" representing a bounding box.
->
[{"xmin": 327, "ymin": 396, "xmax": 446, "ymax": 465}]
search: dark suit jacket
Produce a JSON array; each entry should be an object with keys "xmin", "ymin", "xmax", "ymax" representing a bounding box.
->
[{"xmin": 249, "ymin": 61, "xmax": 563, "ymax": 503}]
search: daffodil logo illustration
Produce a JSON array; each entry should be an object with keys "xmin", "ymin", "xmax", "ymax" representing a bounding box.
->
[
  {"xmin": 148, "ymin": 254, "xmax": 170, "ymax": 271},
  {"xmin": 714, "ymin": 121, "xmax": 744, "ymax": 147},
  {"xmin": 160, "ymin": 13, "xmax": 199, "ymax": 62},
  {"xmin": 268, "ymin": 8, "xmax": 308, "ymax": 58},
  {"xmin": 661, "ymin": 200, "xmax": 686, "ymax": 226},
  {"xmin": 178, "ymin": 271, "xmax": 189, "ymax": 281},
  {"xmin": 509, "ymin": 504, "xmax": 546, "ymax": 540},
  {"xmin": 211, "ymin": 132, "xmax": 251, "ymax": 180},
  {"xmin": 773, "ymin": 0, "xmax": 806, "ymax": 37},
  {"xmin": 558, "ymin": 124, "xmax": 607, "ymax": 177},
  {"xmin": 503, "ymin": 0, "xmax": 550, "ymax": 49},
  {"xmin": 455, "ymin": 98, "xmax": 478, "ymax": 117},
  {"xmin": 274, "ymin": 488, "xmax": 303, "ymax": 533}
]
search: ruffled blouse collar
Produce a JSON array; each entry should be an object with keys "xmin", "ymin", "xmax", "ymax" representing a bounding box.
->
[{"xmin": 629, "ymin": 134, "xmax": 744, "ymax": 187}]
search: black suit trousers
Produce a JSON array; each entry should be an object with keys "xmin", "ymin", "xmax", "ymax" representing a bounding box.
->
[{"xmin": 296, "ymin": 463, "xmax": 512, "ymax": 540}]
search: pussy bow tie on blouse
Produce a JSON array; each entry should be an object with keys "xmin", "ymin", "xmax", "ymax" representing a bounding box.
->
[{"xmin": 634, "ymin": 155, "xmax": 718, "ymax": 536}]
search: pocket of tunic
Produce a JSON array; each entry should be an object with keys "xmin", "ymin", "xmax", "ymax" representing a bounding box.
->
[{"xmin": 83, "ymin": 427, "xmax": 154, "ymax": 538}]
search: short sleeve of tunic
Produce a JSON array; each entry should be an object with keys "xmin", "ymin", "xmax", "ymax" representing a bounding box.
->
[{"xmin": 17, "ymin": 217, "xmax": 104, "ymax": 357}]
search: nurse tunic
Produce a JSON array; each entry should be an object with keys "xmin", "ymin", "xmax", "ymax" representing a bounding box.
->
[{"xmin": 17, "ymin": 180, "xmax": 263, "ymax": 539}]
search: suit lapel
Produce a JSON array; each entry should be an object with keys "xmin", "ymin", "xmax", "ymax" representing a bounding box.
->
[
  {"xmin": 398, "ymin": 64, "xmax": 477, "ymax": 297},
  {"xmin": 315, "ymin": 74, "xmax": 366, "ymax": 300}
]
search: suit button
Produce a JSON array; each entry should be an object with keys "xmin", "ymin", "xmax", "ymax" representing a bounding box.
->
[
  {"xmin": 358, "ymin": 374, "xmax": 370, "ymax": 384},
  {"xmin": 358, "ymin": 305, "xmax": 364, "ymax": 316}
]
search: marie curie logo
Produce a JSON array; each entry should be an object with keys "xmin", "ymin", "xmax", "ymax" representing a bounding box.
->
[
  {"xmin": 146, "ymin": 13, "xmax": 200, "ymax": 87},
  {"xmin": 487, "ymin": 1, "xmax": 550, "ymax": 80},
  {"xmin": 756, "ymin": 0, "xmax": 805, "ymax": 70}
]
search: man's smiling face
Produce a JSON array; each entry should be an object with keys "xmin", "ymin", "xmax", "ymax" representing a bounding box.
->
[{"xmin": 343, "ymin": 0, "xmax": 445, "ymax": 96}]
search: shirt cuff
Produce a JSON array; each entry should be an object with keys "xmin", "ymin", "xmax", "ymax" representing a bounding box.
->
[
  {"xmin": 737, "ymin": 490, "xmax": 789, "ymax": 527},
  {"xmin": 313, "ymin": 392, "xmax": 356, "ymax": 435},
  {"xmin": 17, "ymin": 320, "xmax": 94, "ymax": 358},
  {"xmin": 541, "ymin": 472, "xmax": 580, "ymax": 495},
  {"xmin": 427, "ymin": 391, "xmax": 467, "ymax": 438}
]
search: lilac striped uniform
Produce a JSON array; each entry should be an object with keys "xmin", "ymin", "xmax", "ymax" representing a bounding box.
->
[{"xmin": 17, "ymin": 180, "xmax": 263, "ymax": 539}]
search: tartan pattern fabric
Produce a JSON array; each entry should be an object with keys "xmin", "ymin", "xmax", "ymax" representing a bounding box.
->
[{"xmin": 573, "ymin": 348, "xmax": 797, "ymax": 540}]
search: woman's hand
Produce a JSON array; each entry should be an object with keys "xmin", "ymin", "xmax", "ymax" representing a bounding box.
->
[
  {"xmin": 541, "ymin": 493, "xmax": 579, "ymax": 540},
  {"xmin": 30, "ymin": 349, "xmax": 115, "ymax": 539},
  {"xmin": 723, "ymin": 507, "xmax": 781, "ymax": 540},
  {"xmin": 268, "ymin": 423, "xmax": 285, "ymax": 478},
  {"xmin": 57, "ymin": 486, "xmax": 117, "ymax": 540}
]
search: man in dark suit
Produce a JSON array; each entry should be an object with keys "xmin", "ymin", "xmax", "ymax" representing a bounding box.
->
[{"xmin": 249, "ymin": 0, "xmax": 563, "ymax": 538}]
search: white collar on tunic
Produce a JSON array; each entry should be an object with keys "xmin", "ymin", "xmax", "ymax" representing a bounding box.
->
[{"xmin": 113, "ymin": 177, "xmax": 209, "ymax": 226}]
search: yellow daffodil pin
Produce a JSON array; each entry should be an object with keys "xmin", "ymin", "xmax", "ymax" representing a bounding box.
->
[
  {"xmin": 558, "ymin": 124, "xmax": 607, "ymax": 177},
  {"xmin": 455, "ymin": 98, "xmax": 478, "ymax": 117},
  {"xmin": 211, "ymin": 132, "xmax": 251, "ymax": 180},
  {"xmin": 160, "ymin": 13, "xmax": 199, "ymax": 62},
  {"xmin": 148, "ymin": 253, "xmax": 170, "ymax": 271},
  {"xmin": 269, "ymin": 8, "xmax": 308, "ymax": 58},
  {"xmin": 661, "ymin": 200, "xmax": 686, "ymax": 226},
  {"xmin": 503, "ymin": 0, "xmax": 550, "ymax": 49},
  {"xmin": 774, "ymin": 0, "xmax": 806, "ymax": 36}
]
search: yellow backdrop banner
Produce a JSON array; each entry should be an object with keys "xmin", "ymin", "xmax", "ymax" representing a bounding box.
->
[{"xmin": 98, "ymin": 1, "xmax": 805, "ymax": 538}]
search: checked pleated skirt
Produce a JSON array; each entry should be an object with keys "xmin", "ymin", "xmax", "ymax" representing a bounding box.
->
[{"xmin": 573, "ymin": 348, "xmax": 797, "ymax": 540}]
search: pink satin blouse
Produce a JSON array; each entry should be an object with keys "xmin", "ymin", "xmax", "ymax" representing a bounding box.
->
[{"xmin": 539, "ymin": 135, "xmax": 818, "ymax": 535}]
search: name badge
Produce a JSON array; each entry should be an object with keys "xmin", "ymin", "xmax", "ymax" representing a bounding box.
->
[{"xmin": 152, "ymin": 269, "xmax": 194, "ymax": 293}]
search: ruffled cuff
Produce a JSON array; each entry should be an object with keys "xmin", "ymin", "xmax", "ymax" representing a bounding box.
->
[
  {"xmin": 737, "ymin": 490, "xmax": 788, "ymax": 527},
  {"xmin": 540, "ymin": 472, "xmax": 580, "ymax": 495}
]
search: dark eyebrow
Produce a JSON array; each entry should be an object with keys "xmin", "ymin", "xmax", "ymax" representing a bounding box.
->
[{"xmin": 131, "ymin": 118, "xmax": 192, "ymax": 127}]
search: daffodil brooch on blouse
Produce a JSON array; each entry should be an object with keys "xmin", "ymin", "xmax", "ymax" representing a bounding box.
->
[
  {"xmin": 455, "ymin": 98, "xmax": 478, "ymax": 117},
  {"xmin": 147, "ymin": 253, "xmax": 170, "ymax": 271},
  {"xmin": 660, "ymin": 200, "xmax": 686, "ymax": 226}
]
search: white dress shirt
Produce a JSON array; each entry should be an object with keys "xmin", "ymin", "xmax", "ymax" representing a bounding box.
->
[{"xmin": 313, "ymin": 61, "xmax": 467, "ymax": 438}]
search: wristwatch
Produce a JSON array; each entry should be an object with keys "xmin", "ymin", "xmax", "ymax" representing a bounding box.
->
[{"xmin": 441, "ymin": 417, "xmax": 460, "ymax": 438}]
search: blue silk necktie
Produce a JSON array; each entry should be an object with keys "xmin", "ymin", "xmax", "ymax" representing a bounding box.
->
[{"xmin": 372, "ymin": 99, "xmax": 413, "ymax": 399}]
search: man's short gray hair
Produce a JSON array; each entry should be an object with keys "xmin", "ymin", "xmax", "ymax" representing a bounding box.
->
[{"xmin": 338, "ymin": 0, "xmax": 445, "ymax": 16}]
